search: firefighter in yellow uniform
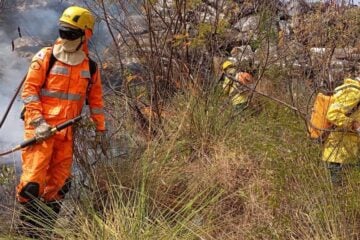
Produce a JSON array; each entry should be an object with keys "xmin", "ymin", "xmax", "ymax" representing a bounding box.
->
[
  {"xmin": 323, "ymin": 77, "xmax": 360, "ymax": 185},
  {"xmin": 222, "ymin": 59, "xmax": 254, "ymax": 111}
]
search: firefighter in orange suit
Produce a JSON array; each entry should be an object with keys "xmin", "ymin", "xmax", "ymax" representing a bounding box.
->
[{"xmin": 17, "ymin": 6, "xmax": 106, "ymax": 237}]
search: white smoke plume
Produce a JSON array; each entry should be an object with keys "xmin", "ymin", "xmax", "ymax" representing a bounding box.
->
[
  {"xmin": 0, "ymin": 1, "xmax": 66, "ymax": 162},
  {"xmin": 0, "ymin": 29, "xmax": 27, "ymax": 160}
]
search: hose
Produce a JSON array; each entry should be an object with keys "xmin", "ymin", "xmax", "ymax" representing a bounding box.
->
[{"xmin": 0, "ymin": 115, "xmax": 83, "ymax": 157}]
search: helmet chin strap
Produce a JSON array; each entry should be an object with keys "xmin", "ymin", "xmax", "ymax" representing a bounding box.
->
[{"xmin": 75, "ymin": 35, "xmax": 84, "ymax": 51}]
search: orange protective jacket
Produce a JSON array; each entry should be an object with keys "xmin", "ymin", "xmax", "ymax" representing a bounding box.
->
[
  {"xmin": 17, "ymin": 46, "xmax": 105, "ymax": 203},
  {"xmin": 22, "ymin": 47, "xmax": 105, "ymax": 134}
]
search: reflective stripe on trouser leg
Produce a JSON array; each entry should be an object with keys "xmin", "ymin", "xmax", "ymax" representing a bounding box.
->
[
  {"xmin": 43, "ymin": 135, "xmax": 73, "ymax": 201},
  {"xmin": 17, "ymin": 131, "xmax": 55, "ymax": 203}
]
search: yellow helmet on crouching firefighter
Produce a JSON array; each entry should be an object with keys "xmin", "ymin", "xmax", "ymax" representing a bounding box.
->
[
  {"xmin": 59, "ymin": 6, "xmax": 95, "ymax": 31},
  {"xmin": 222, "ymin": 60, "xmax": 234, "ymax": 70}
]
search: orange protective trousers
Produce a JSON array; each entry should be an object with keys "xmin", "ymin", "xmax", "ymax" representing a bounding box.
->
[{"xmin": 17, "ymin": 130, "xmax": 73, "ymax": 203}]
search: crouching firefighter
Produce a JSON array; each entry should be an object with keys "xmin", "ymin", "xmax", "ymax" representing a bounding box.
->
[
  {"xmin": 221, "ymin": 58, "xmax": 255, "ymax": 111},
  {"xmin": 17, "ymin": 6, "xmax": 106, "ymax": 238},
  {"xmin": 322, "ymin": 77, "xmax": 360, "ymax": 186}
]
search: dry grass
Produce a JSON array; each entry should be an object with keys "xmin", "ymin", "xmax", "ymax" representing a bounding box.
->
[
  {"xmin": 62, "ymin": 89, "xmax": 359, "ymax": 239},
  {"xmin": 1, "ymin": 1, "xmax": 360, "ymax": 239}
]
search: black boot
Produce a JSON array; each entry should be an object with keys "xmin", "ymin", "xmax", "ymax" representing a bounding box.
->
[
  {"xmin": 17, "ymin": 200, "xmax": 43, "ymax": 239},
  {"xmin": 38, "ymin": 201, "xmax": 62, "ymax": 238},
  {"xmin": 327, "ymin": 162, "xmax": 343, "ymax": 186},
  {"xmin": 18, "ymin": 200, "xmax": 62, "ymax": 239}
]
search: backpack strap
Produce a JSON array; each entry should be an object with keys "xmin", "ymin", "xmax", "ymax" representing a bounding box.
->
[
  {"xmin": 46, "ymin": 51, "xmax": 57, "ymax": 79},
  {"xmin": 39, "ymin": 49, "xmax": 57, "ymax": 90},
  {"xmin": 86, "ymin": 57, "xmax": 97, "ymax": 105},
  {"xmin": 89, "ymin": 57, "xmax": 97, "ymax": 77}
]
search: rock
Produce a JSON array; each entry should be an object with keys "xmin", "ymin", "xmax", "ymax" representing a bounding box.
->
[
  {"xmin": 286, "ymin": 0, "xmax": 310, "ymax": 17},
  {"xmin": 13, "ymin": 36, "xmax": 47, "ymax": 60},
  {"xmin": 124, "ymin": 15, "xmax": 148, "ymax": 35},
  {"xmin": 254, "ymin": 43, "xmax": 278, "ymax": 62},
  {"xmin": 310, "ymin": 47, "xmax": 326, "ymax": 55},
  {"xmin": 199, "ymin": 8, "xmax": 225, "ymax": 23},
  {"xmin": 279, "ymin": 20, "xmax": 291, "ymax": 36},
  {"xmin": 234, "ymin": 15, "xmax": 260, "ymax": 32},
  {"xmin": 153, "ymin": 0, "xmax": 175, "ymax": 14},
  {"xmin": 234, "ymin": 31, "xmax": 255, "ymax": 44},
  {"xmin": 231, "ymin": 45, "xmax": 254, "ymax": 62},
  {"xmin": 310, "ymin": 47, "xmax": 360, "ymax": 62},
  {"xmin": 333, "ymin": 48, "xmax": 360, "ymax": 61}
]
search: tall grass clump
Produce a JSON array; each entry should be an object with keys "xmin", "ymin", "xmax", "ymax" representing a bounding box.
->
[{"xmin": 66, "ymin": 85, "xmax": 359, "ymax": 239}]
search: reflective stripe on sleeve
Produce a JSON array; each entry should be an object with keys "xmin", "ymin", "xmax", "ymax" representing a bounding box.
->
[
  {"xmin": 23, "ymin": 95, "xmax": 40, "ymax": 104},
  {"xmin": 90, "ymin": 107, "xmax": 104, "ymax": 115},
  {"xmin": 41, "ymin": 89, "xmax": 82, "ymax": 101},
  {"xmin": 330, "ymin": 103, "xmax": 343, "ymax": 110}
]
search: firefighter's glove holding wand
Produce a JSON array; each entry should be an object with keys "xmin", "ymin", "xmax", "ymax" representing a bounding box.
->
[{"xmin": 32, "ymin": 118, "xmax": 53, "ymax": 140}]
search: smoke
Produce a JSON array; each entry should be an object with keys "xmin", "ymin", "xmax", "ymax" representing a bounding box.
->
[
  {"xmin": 0, "ymin": 31, "xmax": 26, "ymax": 139},
  {"xmin": 0, "ymin": 1, "xmax": 65, "ymax": 162},
  {"xmin": 17, "ymin": 9, "xmax": 59, "ymax": 40},
  {"xmin": 0, "ymin": 29, "xmax": 26, "ymax": 163}
]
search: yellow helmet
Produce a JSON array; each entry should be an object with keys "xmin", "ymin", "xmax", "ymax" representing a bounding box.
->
[
  {"xmin": 59, "ymin": 6, "xmax": 95, "ymax": 31},
  {"xmin": 222, "ymin": 60, "xmax": 234, "ymax": 70}
]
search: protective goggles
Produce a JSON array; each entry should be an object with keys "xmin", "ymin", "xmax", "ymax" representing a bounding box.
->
[{"xmin": 59, "ymin": 26, "xmax": 84, "ymax": 40}]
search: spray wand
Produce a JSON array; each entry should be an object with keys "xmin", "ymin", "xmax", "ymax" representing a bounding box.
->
[{"xmin": 0, "ymin": 115, "xmax": 83, "ymax": 157}]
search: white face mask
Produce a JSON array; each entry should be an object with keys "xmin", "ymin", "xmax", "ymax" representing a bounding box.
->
[
  {"xmin": 53, "ymin": 37, "xmax": 86, "ymax": 65},
  {"xmin": 60, "ymin": 37, "xmax": 83, "ymax": 52}
]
